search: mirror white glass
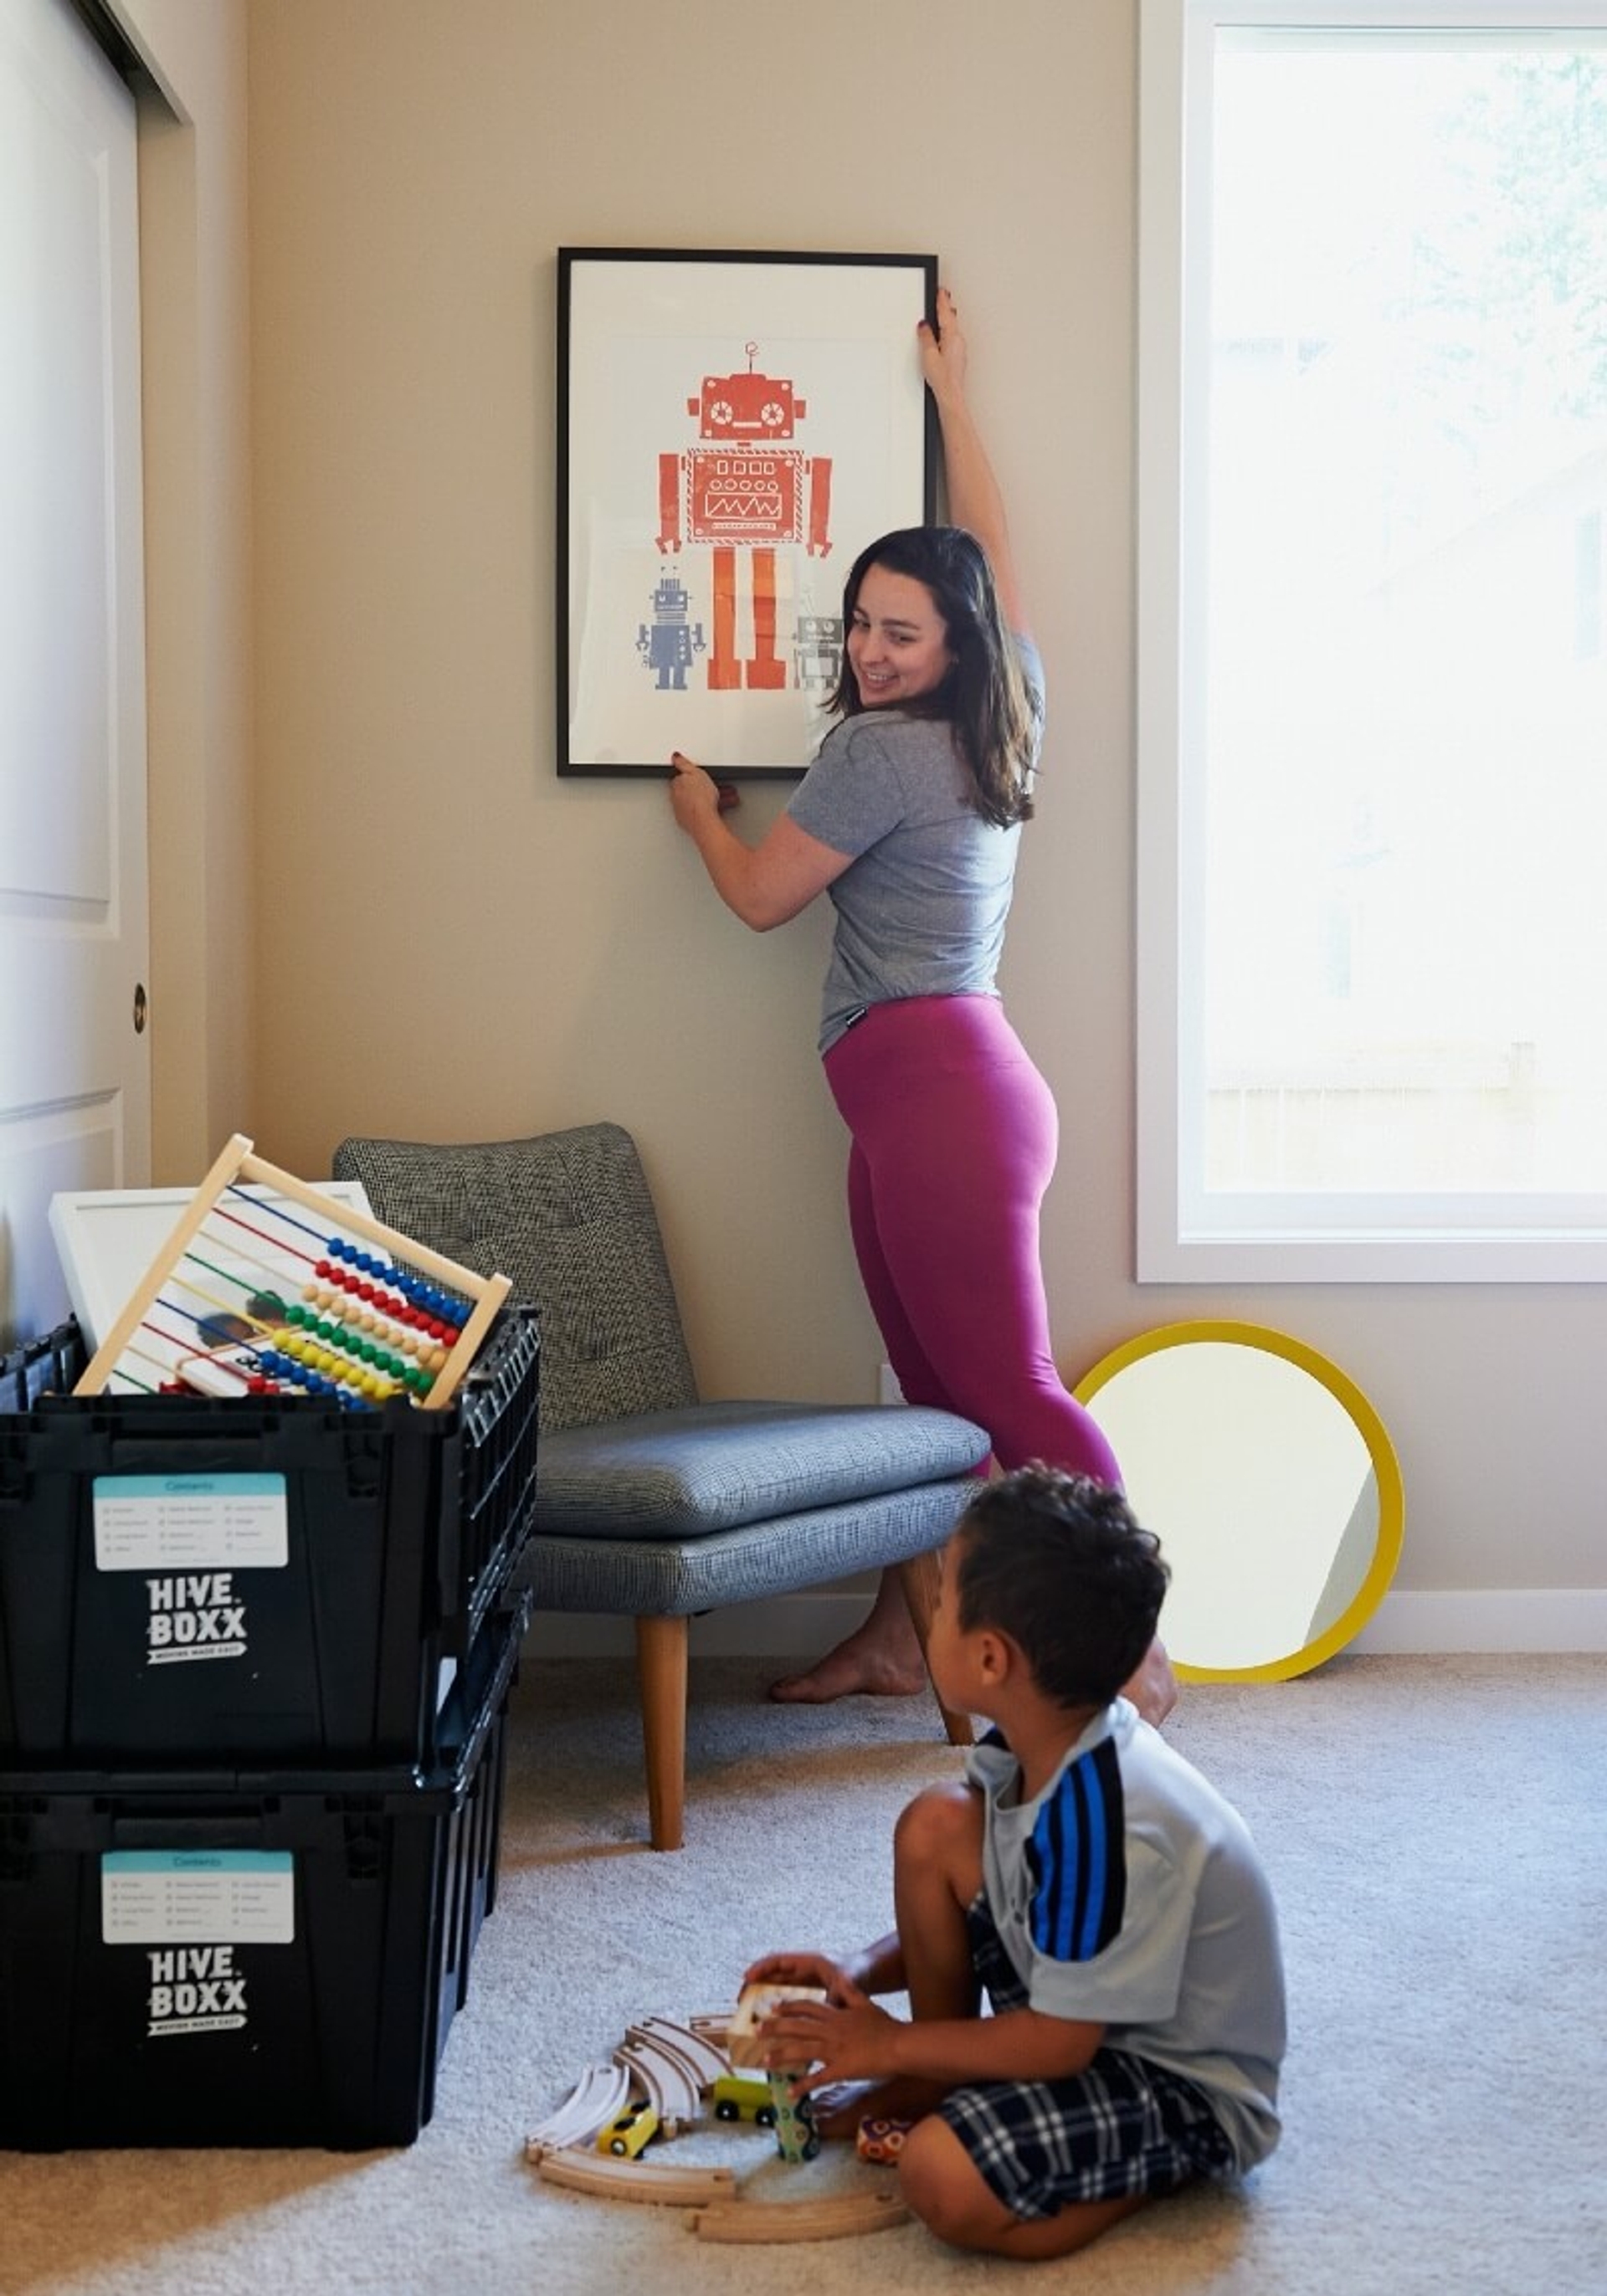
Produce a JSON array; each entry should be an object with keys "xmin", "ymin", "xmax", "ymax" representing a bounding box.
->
[{"xmin": 1073, "ymin": 1320, "xmax": 1404, "ymax": 1682}]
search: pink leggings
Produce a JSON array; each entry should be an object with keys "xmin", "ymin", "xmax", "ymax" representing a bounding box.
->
[{"xmin": 823, "ymin": 995, "xmax": 1121, "ymax": 1486}]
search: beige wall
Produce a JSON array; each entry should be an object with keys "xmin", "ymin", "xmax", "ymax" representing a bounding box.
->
[
  {"xmin": 244, "ymin": 0, "xmax": 1122, "ymax": 1411},
  {"xmin": 205, "ymin": 0, "xmax": 1600, "ymax": 1626}
]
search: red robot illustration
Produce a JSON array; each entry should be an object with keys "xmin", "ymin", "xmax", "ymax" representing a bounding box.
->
[{"xmin": 656, "ymin": 341, "xmax": 833, "ymax": 691}]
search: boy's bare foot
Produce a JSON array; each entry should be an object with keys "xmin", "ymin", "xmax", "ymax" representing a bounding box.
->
[
  {"xmin": 805, "ymin": 2081, "xmax": 880, "ymax": 2140},
  {"xmin": 809, "ymin": 2075, "xmax": 947, "ymax": 2138}
]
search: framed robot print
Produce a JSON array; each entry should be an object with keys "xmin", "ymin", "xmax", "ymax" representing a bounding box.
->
[{"xmin": 557, "ymin": 248, "xmax": 937, "ymax": 778}]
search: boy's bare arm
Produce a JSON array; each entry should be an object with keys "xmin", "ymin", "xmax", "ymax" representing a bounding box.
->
[
  {"xmin": 841, "ymin": 1930, "xmax": 906, "ymax": 1996},
  {"xmin": 761, "ymin": 1993, "xmax": 1104, "ymax": 2093}
]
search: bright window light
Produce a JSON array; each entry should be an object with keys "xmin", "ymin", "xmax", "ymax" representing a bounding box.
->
[{"xmin": 1139, "ymin": 2, "xmax": 1607, "ymax": 1279}]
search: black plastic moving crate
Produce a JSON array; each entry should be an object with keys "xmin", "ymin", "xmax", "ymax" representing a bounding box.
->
[
  {"xmin": 0, "ymin": 1311, "xmax": 539, "ymax": 1768},
  {"xmin": 0, "ymin": 1590, "xmax": 529, "ymax": 2150},
  {"xmin": 0, "ymin": 1323, "xmax": 81, "ymax": 1416}
]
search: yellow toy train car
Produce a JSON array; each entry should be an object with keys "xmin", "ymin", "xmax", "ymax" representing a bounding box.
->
[
  {"xmin": 597, "ymin": 2102, "xmax": 660, "ymax": 2158},
  {"xmin": 711, "ymin": 2073, "xmax": 776, "ymax": 2128}
]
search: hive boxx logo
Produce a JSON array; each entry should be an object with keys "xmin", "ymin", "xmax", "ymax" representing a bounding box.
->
[
  {"xmin": 145, "ymin": 1571, "xmax": 248, "ymax": 1664},
  {"xmin": 146, "ymin": 1945, "xmax": 249, "ymax": 2037}
]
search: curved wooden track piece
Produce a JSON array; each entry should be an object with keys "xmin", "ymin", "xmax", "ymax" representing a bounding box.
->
[
  {"xmin": 689, "ymin": 2189, "xmax": 911, "ymax": 2243},
  {"xmin": 524, "ymin": 2062, "xmax": 634, "ymax": 2156},
  {"xmin": 634, "ymin": 2016, "xmax": 732, "ymax": 2090},
  {"xmin": 614, "ymin": 2038, "xmax": 699, "ymax": 2127},
  {"xmin": 687, "ymin": 2011, "xmax": 733, "ymax": 2045},
  {"xmin": 536, "ymin": 2151, "xmax": 738, "ymax": 2207}
]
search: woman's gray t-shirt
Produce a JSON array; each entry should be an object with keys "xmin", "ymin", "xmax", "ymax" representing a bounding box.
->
[{"xmin": 786, "ymin": 638, "xmax": 1044, "ymax": 1053}]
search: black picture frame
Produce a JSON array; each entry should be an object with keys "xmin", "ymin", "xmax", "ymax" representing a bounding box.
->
[{"xmin": 557, "ymin": 247, "xmax": 938, "ymax": 779}]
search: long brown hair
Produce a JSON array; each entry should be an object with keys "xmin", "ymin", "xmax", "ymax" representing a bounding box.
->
[{"xmin": 828, "ymin": 526, "xmax": 1039, "ymax": 828}]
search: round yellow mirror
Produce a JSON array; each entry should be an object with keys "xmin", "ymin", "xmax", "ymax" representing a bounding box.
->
[{"xmin": 1073, "ymin": 1320, "xmax": 1404, "ymax": 1683}]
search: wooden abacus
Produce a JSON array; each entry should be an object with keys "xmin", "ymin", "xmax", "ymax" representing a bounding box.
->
[{"xmin": 73, "ymin": 1133, "xmax": 511, "ymax": 1412}]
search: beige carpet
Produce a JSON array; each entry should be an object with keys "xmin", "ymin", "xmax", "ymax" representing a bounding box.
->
[{"xmin": 4, "ymin": 1650, "xmax": 1604, "ymax": 2294}]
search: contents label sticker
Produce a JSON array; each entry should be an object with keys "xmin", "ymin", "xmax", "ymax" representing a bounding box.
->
[
  {"xmin": 101, "ymin": 1850, "xmax": 295, "ymax": 1944},
  {"xmin": 93, "ymin": 1473, "xmax": 290, "ymax": 1572}
]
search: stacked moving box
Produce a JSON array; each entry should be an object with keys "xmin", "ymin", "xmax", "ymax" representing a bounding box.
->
[{"xmin": 0, "ymin": 1311, "xmax": 539, "ymax": 2149}]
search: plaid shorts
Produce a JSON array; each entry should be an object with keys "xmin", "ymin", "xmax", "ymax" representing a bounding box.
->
[{"xmin": 935, "ymin": 1893, "xmax": 1237, "ymax": 2222}]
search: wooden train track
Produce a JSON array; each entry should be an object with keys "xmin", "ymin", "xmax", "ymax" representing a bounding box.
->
[
  {"xmin": 523, "ymin": 2062, "xmax": 634, "ymax": 2156},
  {"xmin": 533, "ymin": 2150, "xmax": 738, "ymax": 2207},
  {"xmin": 527, "ymin": 2010, "xmax": 911, "ymax": 2241},
  {"xmin": 688, "ymin": 2189, "xmax": 911, "ymax": 2243}
]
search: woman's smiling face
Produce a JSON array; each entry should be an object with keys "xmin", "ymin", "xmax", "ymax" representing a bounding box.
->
[{"xmin": 845, "ymin": 563, "xmax": 954, "ymax": 707}]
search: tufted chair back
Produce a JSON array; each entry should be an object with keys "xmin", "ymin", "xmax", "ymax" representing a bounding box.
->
[{"xmin": 332, "ymin": 1123, "xmax": 696, "ymax": 1434}]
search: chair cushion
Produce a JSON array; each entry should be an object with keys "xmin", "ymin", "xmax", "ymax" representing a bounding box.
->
[
  {"xmin": 519, "ymin": 1474, "xmax": 983, "ymax": 1615},
  {"xmin": 533, "ymin": 1400, "xmax": 989, "ymax": 1540}
]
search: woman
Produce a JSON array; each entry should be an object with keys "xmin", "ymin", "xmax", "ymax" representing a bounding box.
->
[{"xmin": 669, "ymin": 289, "xmax": 1173, "ymax": 1723}]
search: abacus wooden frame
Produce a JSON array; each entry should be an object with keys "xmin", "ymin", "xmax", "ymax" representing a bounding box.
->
[{"xmin": 71, "ymin": 1133, "xmax": 511, "ymax": 1410}]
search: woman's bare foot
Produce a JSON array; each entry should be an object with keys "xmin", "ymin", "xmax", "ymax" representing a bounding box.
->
[
  {"xmin": 769, "ymin": 1568, "xmax": 931, "ymax": 1703},
  {"xmin": 768, "ymin": 1628, "xmax": 928, "ymax": 1704},
  {"xmin": 1124, "ymin": 1635, "xmax": 1180, "ymax": 1727}
]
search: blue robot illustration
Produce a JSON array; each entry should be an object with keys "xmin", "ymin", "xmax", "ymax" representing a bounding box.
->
[{"xmin": 637, "ymin": 572, "xmax": 706, "ymax": 691}]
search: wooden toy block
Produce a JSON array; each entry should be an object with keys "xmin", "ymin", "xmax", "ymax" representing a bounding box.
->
[
  {"xmin": 726, "ymin": 1980, "xmax": 827, "ymax": 2069},
  {"xmin": 765, "ymin": 2071, "xmax": 820, "ymax": 2164},
  {"xmin": 855, "ymin": 2114, "xmax": 914, "ymax": 2165}
]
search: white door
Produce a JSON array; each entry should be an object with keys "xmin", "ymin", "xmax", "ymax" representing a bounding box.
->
[{"xmin": 0, "ymin": 0, "xmax": 150, "ymax": 1348}]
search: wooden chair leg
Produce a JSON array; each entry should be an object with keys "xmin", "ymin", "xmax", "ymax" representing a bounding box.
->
[
  {"xmin": 896, "ymin": 1551, "xmax": 973, "ymax": 1747},
  {"xmin": 634, "ymin": 1615, "xmax": 689, "ymax": 1852}
]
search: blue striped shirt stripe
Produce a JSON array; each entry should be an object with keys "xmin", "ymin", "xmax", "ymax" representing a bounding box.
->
[{"xmin": 1028, "ymin": 1740, "xmax": 1126, "ymax": 1963}]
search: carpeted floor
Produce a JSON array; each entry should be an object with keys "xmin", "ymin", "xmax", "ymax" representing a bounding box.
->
[{"xmin": 3, "ymin": 1651, "xmax": 1604, "ymax": 2293}]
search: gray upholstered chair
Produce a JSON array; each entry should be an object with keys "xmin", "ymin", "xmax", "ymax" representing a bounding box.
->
[{"xmin": 331, "ymin": 1122, "xmax": 983, "ymax": 1849}]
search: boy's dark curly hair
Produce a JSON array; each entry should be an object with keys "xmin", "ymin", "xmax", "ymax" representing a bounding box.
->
[{"xmin": 952, "ymin": 1466, "xmax": 1168, "ymax": 1708}]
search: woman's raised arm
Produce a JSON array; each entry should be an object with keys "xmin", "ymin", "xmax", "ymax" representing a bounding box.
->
[{"xmin": 918, "ymin": 286, "xmax": 1029, "ymax": 637}]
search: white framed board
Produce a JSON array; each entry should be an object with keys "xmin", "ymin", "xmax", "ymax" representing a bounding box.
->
[{"xmin": 49, "ymin": 1179, "xmax": 375, "ymax": 1353}]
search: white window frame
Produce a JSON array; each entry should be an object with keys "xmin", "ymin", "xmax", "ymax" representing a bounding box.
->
[{"xmin": 1137, "ymin": 0, "xmax": 1607, "ymax": 1282}]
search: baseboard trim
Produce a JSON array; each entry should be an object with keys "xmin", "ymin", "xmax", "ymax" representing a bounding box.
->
[
  {"xmin": 1351, "ymin": 1589, "xmax": 1607, "ymax": 1655},
  {"xmin": 523, "ymin": 1587, "xmax": 1607, "ymax": 1661}
]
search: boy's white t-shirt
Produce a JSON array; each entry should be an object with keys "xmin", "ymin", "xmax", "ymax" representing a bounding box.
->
[{"xmin": 966, "ymin": 1697, "xmax": 1286, "ymax": 2171}]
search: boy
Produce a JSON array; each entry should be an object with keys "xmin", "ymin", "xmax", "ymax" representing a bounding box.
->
[{"xmin": 747, "ymin": 1466, "xmax": 1286, "ymax": 2261}]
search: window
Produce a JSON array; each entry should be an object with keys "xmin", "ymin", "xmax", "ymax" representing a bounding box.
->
[{"xmin": 1138, "ymin": 2, "xmax": 1607, "ymax": 1279}]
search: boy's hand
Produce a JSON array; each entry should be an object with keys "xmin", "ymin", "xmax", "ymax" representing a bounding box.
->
[
  {"xmin": 760, "ymin": 1987, "xmax": 901, "ymax": 2092},
  {"xmin": 741, "ymin": 1950, "xmax": 850, "ymax": 2000}
]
